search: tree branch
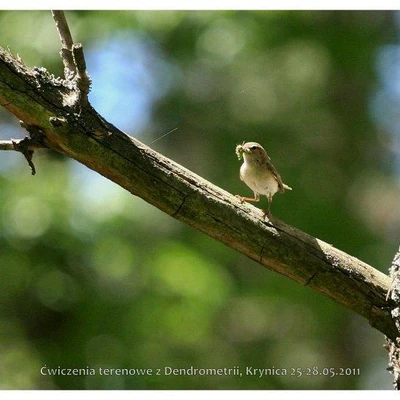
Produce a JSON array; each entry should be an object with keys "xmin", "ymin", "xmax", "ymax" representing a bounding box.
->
[
  {"xmin": 0, "ymin": 139, "xmax": 18, "ymax": 150},
  {"xmin": 386, "ymin": 246, "xmax": 400, "ymax": 388},
  {"xmin": 0, "ymin": 135, "xmax": 46, "ymax": 175},
  {"xmin": 51, "ymin": 10, "xmax": 90, "ymax": 105},
  {"xmin": 72, "ymin": 43, "xmax": 90, "ymax": 99},
  {"xmin": 0, "ymin": 46, "xmax": 397, "ymax": 340},
  {"xmin": 51, "ymin": 10, "xmax": 76, "ymax": 80}
]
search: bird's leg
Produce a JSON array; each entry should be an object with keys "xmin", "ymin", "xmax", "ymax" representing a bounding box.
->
[
  {"xmin": 262, "ymin": 194, "xmax": 273, "ymax": 219},
  {"xmin": 236, "ymin": 192, "xmax": 260, "ymax": 203}
]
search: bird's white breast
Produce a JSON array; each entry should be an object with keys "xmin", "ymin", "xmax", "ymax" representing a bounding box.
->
[{"xmin": 240, "ymin": 161, "xmax": 279, "ymax": 197}]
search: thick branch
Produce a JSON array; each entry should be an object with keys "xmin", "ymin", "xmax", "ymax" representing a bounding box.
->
[
  {"xmin": 0, "ymin": 47, "xmax": 397, "ymax": 340},
  {"xmin": 386, "ymin": 246, "xmax": 400, "ymax": 389}
]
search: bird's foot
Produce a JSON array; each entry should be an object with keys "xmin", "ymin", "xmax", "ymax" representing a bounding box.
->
[
  {"xmin": 262, "ymin": 208, "xmax": 274, "ymax": 222},
  {"xmin": 235, "ymin": 195, "xmax": 245, "ymax": 203}
]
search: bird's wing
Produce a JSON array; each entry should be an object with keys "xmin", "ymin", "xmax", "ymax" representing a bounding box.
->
[{"xmin": 265, "ymin": 159, "xmax": 285, "ymax": 192}]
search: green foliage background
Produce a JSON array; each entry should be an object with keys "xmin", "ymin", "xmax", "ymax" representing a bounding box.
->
[{"xmin": 0, "ymin": 10, "xmax": 399, "ymax": 389}]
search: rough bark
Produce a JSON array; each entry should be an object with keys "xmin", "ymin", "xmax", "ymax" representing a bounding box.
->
[
  {"xmin": 0, "ymin": 47, "xmax": 397, "ymax": 340},
  {"xmin": 386, "ymin": 247, "xmax": 400, "ymax": 388}
]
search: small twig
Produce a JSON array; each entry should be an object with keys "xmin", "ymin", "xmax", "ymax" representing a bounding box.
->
[
  {"xmin": 0, "ymin": 139, "xmax": 20, "ymax": 150},
  {"xmin": 1, "ymin": 123, "xmax": 47, "ymax": 175},
  {"xmin": 0, "ymin": 138, "xmax": 45, "ymax": 176},
  {"xmin": 51, "ymin": 11, "xmax": 91, "ymax": 105},
  {"xmin": 0, "ymin": 139, "xmax": 44, "ymax": 151},
  {"xmin": 72, "ymin": 43, "xmax": 91, "ymax": 103},
  {"xmin": 51, "ymin": 10, "xmax": 76, "ymax": 80},
  {"xmin": 51, "ymin": 10, "xmax": 74, "ymax": 49},
  {"xmin": 15, "ymin": 139, "xmax": 36, "ymax": 175}
]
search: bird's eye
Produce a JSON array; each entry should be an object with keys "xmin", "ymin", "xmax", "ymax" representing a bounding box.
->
[{"xmin": 250, "ymin": 146, "xmax": 257, "ymax": 150}]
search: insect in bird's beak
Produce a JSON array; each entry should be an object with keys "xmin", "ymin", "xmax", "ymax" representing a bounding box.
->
[{"xmin": 235, "ymin": 141, "xmax": 246, "ymax": 160}]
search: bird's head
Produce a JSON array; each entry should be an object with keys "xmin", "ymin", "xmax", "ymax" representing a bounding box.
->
[{"xmin": 235, "ymin": 142, "xmax": 267, "ymax": 162}]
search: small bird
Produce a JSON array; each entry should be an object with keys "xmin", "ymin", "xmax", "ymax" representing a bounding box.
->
[{"xmin": 235, "ymin": 142, "xmax": 292, "ymax": 217}]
